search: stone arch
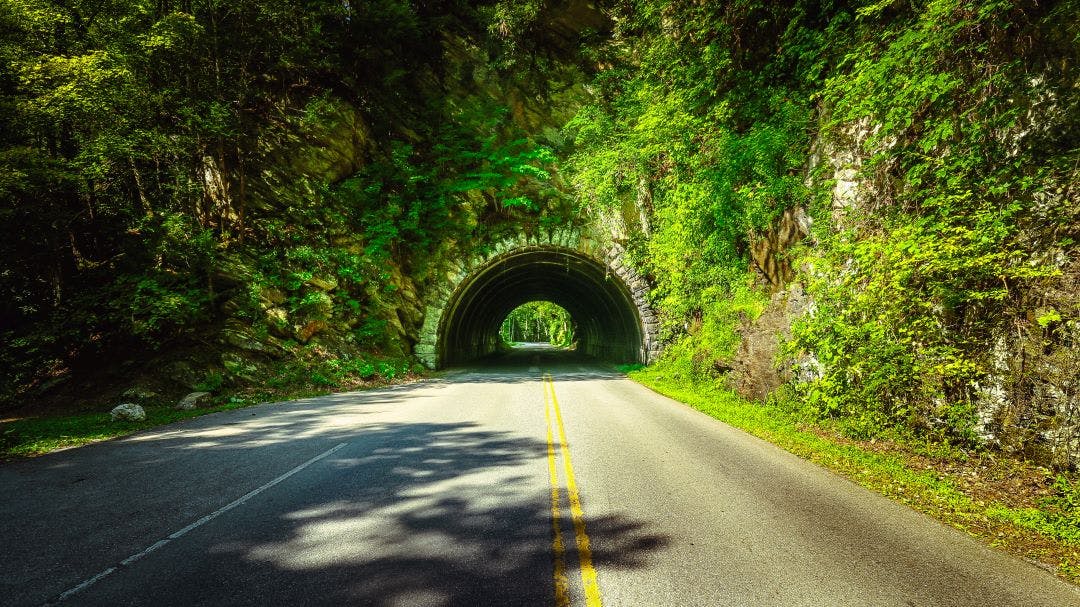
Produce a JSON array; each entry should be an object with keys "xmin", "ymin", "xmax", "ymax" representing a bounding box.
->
[{"xmin": 415, "ymin": 229, "xmax": 660, "ymax": 368}]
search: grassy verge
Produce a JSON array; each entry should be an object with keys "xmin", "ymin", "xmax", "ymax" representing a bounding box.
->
[
  {"xmin": 624, "ymin": 365, "xmax": 1080, "ymax": 583},
  {"xmin": 1, "ymin": 398, "xmax": 265, "ymax": 458},
  {"xmin": 1, "ymin": 369, "xmax": 427, "ymax": 460}
]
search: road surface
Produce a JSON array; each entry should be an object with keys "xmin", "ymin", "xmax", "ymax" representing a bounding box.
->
[{"xmin": 2, "ymin": 345, "xmax": 1078, "ymax": 606}]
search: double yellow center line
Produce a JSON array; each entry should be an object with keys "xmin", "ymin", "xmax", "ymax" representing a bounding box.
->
[{"xmin": 543, "ymin": 373, "xmax": 602, "ymax": 607}]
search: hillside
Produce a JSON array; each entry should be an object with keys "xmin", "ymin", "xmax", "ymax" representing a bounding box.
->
[{"xmin": 1, "ymin": 0, "xmax": 1077, "ymax": 498}]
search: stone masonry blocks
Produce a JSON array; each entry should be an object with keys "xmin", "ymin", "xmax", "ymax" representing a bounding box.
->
[{"xmin": 415, "ymin": 233, "xmax": 662, "ymax": 369}]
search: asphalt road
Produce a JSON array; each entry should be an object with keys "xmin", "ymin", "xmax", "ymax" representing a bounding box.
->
[{"xmin": 2, "ymin": 345, "xmax": 1078, "ymax": 606}]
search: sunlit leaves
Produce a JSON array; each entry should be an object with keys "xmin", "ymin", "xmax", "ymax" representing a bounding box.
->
[
  {"xmin": 565, "ymin": 12, "xmax": 811, "ymax": 339},
  {"xmin": 500, "ymin": 301, "xmax": 575, "ymax": 346},
  {"xmin": 565, "ymin": 0, "xmax": 1077, "ymax": 454},
  {"xmin": 142, "ymin": 12, "xmax": 202, "ymax": 54},
  {"xmin": 18, "ymin": 51, "xmax": 137, "ymax": 125},
  {"xmin": 332, "ymin": 110, "xmax": 562, "ymax": 264}
]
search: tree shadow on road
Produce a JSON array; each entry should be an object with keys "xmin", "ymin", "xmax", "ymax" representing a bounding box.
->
[{"xmin": 39, "ymin": 421, "xmax": 669, "ymax": 606}]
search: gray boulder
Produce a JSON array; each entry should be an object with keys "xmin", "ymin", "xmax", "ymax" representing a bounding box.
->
[
  {"xmin": 110, "ymin": 403, "xmax": 146, "ymax": 422},
  {"xmin": 176, "ymin": 391, "xmax": 212, "ymax": 410}
]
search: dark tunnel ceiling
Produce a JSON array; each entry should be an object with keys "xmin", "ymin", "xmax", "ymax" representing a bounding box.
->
[{"xmin": 438, "ymin": 248, "xmax": 645, "ymax": 366}]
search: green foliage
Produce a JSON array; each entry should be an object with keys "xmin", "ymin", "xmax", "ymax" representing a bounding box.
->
[
  {"xmin": 0, "ymin": 0, "xmax": 424, "ymax": 399},
  {"xmin": 562, "ymin": 0, "xmax": 815, "ymax": 410},
  {"xmin": 987, "ymin": 475, "xmax": 1080, "ymax": 547},
  {"xmin": 788, "ymin": 201, "xmax": 1055, "ymax": 442},
  {"xmin": 333, "ymin": 120, "xmax": 562, "ymax": 263},
  {"xmin": 564, "ymin": 0, "xmax": 814, "ymax": 364},
  {"xmin": 786, "ymin": 0, "xmax": 1078, "ymax": 447},
  {"xmin": 649, "ymin": 282, "xmax": 769, "ymax": 384},
  {"xmin": 130, "ymin": 277, "xmax": 208, "ymax": 337},
  {"xmin": 500, "ymin": 301, "xmax": 575, "ymax": 346},
  {"xmin": 195, "ymin": 371, "xmax": 225, "ymax": 393},
  {"xmin": 566, "ymin": 0, "xmax": 1079, "ymax": 460},
  {"xmin": 3, "ymin": 0, "xmax": 577, "ymax": 405},
  {"xmin": 265, "ymin": 353, "xmax": 413, "ymax": 391}
]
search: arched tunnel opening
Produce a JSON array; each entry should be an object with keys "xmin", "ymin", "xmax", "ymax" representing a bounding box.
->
[{"xmin": 437, "ymin": 247, "xmax": 648, "ymax": 367}]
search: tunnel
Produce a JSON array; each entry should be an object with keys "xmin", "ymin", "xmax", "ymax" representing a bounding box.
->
[{"xmin": 436, "ymin": 247, "xmax": 649, "ymax": 367}]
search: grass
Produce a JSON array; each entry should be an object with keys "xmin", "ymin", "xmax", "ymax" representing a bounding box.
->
[
  {"xmin": 1, "ymin": 346, "xmax": 426, "ymax": 460},
  {"xmin": 1, "ymin": 399, "xmax": 261, "ymax": 458},
  {"xmin": 625, "ymin": 365, "xmax": 1080, "ymax": 583},
  {"xmin": 1, "ymin": 368, "xmax": 427, "ymax": 460}
]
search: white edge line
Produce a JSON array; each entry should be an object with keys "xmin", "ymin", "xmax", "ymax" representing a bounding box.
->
[{"xmin": 49, "ymin": 442, "xmax": 348, "ymax": 604}]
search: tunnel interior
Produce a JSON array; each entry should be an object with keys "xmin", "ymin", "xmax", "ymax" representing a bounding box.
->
[{"xmin": 438, "ymin": 248, "xmax": 646, "ymax": 367}]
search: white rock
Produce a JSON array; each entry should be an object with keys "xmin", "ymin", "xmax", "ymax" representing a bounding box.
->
[
  {"xmin": 110, "ymin": 403, "xmax": 146, "ymax": 422},
  {"xmin": 176, "ymin": 391, "xmax": 212, "ymax": 410}
]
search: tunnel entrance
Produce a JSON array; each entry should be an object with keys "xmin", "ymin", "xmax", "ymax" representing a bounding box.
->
[{"xmin": 430, "ymin": 245, "xmax": 655, "ymax": 368}]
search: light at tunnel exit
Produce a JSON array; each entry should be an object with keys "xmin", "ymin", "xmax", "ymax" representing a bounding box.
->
[
  {"xmin": 500, "ymin": 301, "xmax": 576, "ymax": 347},
  {"xmin": 436, "ymin": 247, "xmax": 646, "ymax": 367}
]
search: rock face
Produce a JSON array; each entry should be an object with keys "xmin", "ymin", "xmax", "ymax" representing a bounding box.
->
[
  {"xmin": 729, "ymin": 120, "xmax": 1080, "ymax": 469},
  {"xmin": 731, "ymin": 285, "xmax": 811, "ymax": 401},
  {"xmin": 296, "ymin": 320, "xmax": 328, "ymax": 343},
  {"xmin": 110, "ymin": 403, "xmax": 146, "ymax": 422},
  {"xmin": 306, "ymin": 276, "xmax": 338, "ymax": 291},
  {"xmin": 222, "ymin": 321, "xmax": 267, "ymax": 352},
  {"xmin": 176, "ymin": 392, "xmax": 212, "ymax": 410},
  {"xmin": 748, "ymin": 207, "xmax": 811, "ymax": 289},
  {"xmin": 977, "ymin": 261, "xmax": 1080, "ymax": 469},
  {"xmin": 164, "ymin": 360, "xmax": 201, "ymax": 390}
]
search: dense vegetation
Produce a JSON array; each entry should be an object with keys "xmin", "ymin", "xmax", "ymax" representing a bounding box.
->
[
  {"xmin": 499, "ymin": 301, "xmax": 574, "ymax": 346},
  {"xmin": 564, "ymin": 0, "xmax": 1079, "ymax": 468},
  {"xmin": 1, "ymin": 0, "xmax": 1077, "ymax": 578},
  {"xmin": 568, "ymin": 0, "xmax": 1078, "ymax": 569},
  {"xmin": 0, "ymin": 0, "xmax": 576, "ymax": 406},
  {"xmin": 1, "ymin": 0, "xmax": 1077, "ymax": 474}
]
